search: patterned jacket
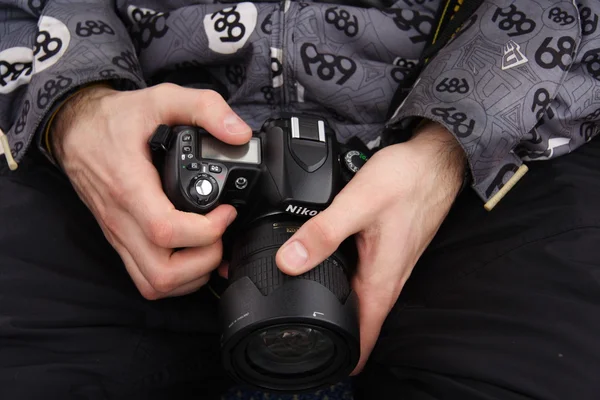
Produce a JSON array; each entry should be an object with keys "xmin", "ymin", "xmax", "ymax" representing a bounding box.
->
[{"xmin": 0, "ymin": 0, "xmax": 599, "ymax": 208}]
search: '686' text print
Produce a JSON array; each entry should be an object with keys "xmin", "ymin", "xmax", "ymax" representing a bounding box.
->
[
  {"xmin": 204, "ymin": 3, "xmax": 257, "ymax": 55},
  {"xmin": 0, "ymin": 16, "xmax": 70, "ymax": 95}
]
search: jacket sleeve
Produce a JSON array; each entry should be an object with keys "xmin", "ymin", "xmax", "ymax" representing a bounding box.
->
[
  {"xmin": 0, "ymin": 0, "xmax": 146, "ymax": 166},
  {"xmin": 387, "ymin": 0, "xmax": 599, "ymax": 210}
]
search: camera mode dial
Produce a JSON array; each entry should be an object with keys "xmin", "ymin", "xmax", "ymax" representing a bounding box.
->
[
  {"xmin": 342, "ymin": 150, "xmax": 368, "ymax": 174},
  {"xmin": 188, "ymin": 173, "xmax": 219, "ymax": 206}
]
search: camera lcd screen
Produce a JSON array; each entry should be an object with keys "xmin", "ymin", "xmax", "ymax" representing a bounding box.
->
[{"xmin": 201, "ymin": 136, "xmax": 261, "ymax": 164}]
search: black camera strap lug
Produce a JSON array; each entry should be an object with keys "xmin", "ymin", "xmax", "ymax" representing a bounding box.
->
[{"xmin": 149, "ymin": 124, "xmax": 173, "ymax": 153}]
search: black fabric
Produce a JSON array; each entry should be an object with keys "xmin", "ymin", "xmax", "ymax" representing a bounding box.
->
[
  {"xmin": 1, "ymin": 137, "xmax": 600, "ymax": 399},
  {"xmin": 353, "ymin": 136, "xmax": 600, "ymax": 400},
  {"xmin": 0, "ymin": 151, "xmax": 231, "ymax": 399}
]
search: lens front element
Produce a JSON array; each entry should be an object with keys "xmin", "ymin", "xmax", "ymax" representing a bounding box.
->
[{"xmin": 247, "ymin": 325, "xmax": 335, "ymax": 376}]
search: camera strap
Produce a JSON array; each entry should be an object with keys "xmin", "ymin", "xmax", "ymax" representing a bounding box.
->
[{"xmin": 382, "ymin": 0, "xmax": 483, "ymax": 145}]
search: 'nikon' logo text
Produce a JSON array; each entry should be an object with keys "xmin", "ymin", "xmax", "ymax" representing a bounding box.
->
[{"xmin": 285, "ymin": 204, "xmax": 319, "ymax": 216}]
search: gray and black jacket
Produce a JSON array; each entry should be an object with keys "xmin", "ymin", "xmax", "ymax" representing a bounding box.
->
[{"xmin": 1, "ymin": 0, "xmax": 599, "ymax": 207}]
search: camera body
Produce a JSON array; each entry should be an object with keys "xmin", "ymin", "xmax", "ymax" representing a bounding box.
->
[
  {"xmin": 151, "ymin": 115, "xmax": 370, "ymax": 393},
  {"xmin": 152, "ymin": 115, "xmax": 367, "ymax": 220}
]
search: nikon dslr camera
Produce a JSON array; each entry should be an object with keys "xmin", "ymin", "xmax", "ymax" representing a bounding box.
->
[{"xmin": 150, "ymin": 115, "xmax": 370, "ymax": 393}]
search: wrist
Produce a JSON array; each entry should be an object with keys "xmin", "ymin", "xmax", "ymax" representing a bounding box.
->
[
  {"xmin": 407, "ymin": 120, "xmax": 468, "ymax": 200},
  {"xmin": 50, "ymin": 84, "xmax": 116, "ymax": 165}
]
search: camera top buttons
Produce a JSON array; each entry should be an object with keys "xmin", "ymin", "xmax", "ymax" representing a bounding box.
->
[
  {"xmin": 182, "ymin": 133, "xmax": 192, "ymax": 142},
  {"xmin": 235, "ymin": 177, "xmax": 248, "ymax": 190},
  {"xmin": 181, "ymin": 153, "xmax": 194, "ymax": 160},
  {"xmin": 342, "ymin": 150, "xmax": 368, "ymax": 174},
  {"xmin": 186, "ymin": 162, "xmax": 200, "ymax": 170},
  {"xmin": 182, "ymin": 146, "xmax": 192, "ymax": 153},
  {"xmin": 209, "ymin": 164, "xmax": 222, "ymax": 173}
]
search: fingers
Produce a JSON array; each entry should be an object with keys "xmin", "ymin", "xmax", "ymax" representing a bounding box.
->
[
  {"xmin": 152, "ymin": 204, "xmax": 235, "ymax": 248},
  {"xmin": 349, "ymin": 279, "xmax": 395, "ymax": 376},
  {"xmin": 151, "ymin": 83, "xmax": 252, "ymax": 145},
  {"xmin": 113, "ymin": 159, "xmax": 237, "ymax": 249},
  {"xmin": 130, "ymin": 235, "xmax": 223, "ymax": 296},
  {"xmin": 275, "ymin": 181, "xmax": 372, "ymax": 276},
  {"xmin": 114, "ymin": 85, "xmax": 247, "ymax": 251},
  {"xmin": 57, "ymin": 83, "xmax": 243, "ymax": 302},
  {"xmin": 103, "ymin": 209, "xmax": 224, "ymax": 300},
  {"xmin": 217, "ymin": 260, "xmax": 229, "ymax": 279},
  {"xmin": 165, "ymin": 275, "xmax": 214, "ymax": 298},
  {"xmin": 117, "ymin": 244, "xmax": 214, "ymax": 300},
  {"xmin": 350, "ymin": 222, "xmax": 414, "ymax": 375}
]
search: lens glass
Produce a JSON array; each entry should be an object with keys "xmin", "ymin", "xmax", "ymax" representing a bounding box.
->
[{"xmin": 246, "ymin": 325, "xmax": 335, "ymax": 376}]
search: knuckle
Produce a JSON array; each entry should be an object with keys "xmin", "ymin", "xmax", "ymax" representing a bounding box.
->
[
  {"xmin": 154, "ymin": 82, "xmax": 178, "ymax": 94},
  {"xmin": 138, "ymin": 285, "xmax": 162, "ymax": 301},
  {"xmin": 101, "ymin": 210, "xmax": 121, "ymax": 236},
  {"xmin": 150, "ymin": 270, "xmax": 178, "ymax": 294},
  {"xmin": 196, "ymin": 89, "xmax": 224, "ymax": 110},
  {"xmin": 149, "ymin": 83, "xmax": 179, "ymax": 107},
  {"xmin": 107, "ymin": 179, "xmax": 130, "ymax": 208},
  {"xmin": 308, "ymin": 217, "xmax": 338, "ymax": 250},
  {"xmin": 146, "ymin": 217, "xmax": 174, "ymax": 248},
  {"xmin": 131, "ymin": 272, "xmax": 164, "ymax": 301}
]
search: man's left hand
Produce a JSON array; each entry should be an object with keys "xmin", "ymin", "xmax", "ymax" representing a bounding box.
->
[{"xmin": 275, "ymin": 122, "xmax": 467, "ymax": 375}]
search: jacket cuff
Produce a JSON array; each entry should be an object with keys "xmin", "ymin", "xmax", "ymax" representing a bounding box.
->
[
  {"xmin": 387, "ymin": 0, "xmax": 581, "ymax": 210},
  {"xmin": 4, "ymin": 0, "xmax": 147, "ymax": 167},
  {"xmin": 36, "ymin": 81, "xmax": 119, "ymax": 167}
]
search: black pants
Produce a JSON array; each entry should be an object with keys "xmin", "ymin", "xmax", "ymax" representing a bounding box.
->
[{"xmin": 2, "ymin": 138, "xmax": 600, "ymax": 400}]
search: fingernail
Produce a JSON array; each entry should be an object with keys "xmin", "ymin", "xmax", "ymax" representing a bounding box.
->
[
  {"xmin": 280, "ymin": 241, "xmax": 308, "ymax": 271},
  {"xmin": 224, "ymin": 113, "xmax": 249, "ymax": 135}
]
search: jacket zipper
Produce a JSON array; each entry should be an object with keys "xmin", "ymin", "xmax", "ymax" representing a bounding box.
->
[{"xmin": 280, "ymin": 0, "xmax": 289, "ymax": 108}]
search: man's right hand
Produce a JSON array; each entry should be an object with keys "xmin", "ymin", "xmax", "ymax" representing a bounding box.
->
[{"xmin": 50, "ymin": 83, "xmax": 252, "ymax": 300}]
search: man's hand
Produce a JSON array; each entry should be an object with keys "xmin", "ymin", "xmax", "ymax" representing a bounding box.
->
[
  {"xmin": 51, "ymin": 83, "xmax": 252, "ymax": 300},
  {"xmin": 275, "ymin": 122, "xmax": 466, "ymax": 374}
]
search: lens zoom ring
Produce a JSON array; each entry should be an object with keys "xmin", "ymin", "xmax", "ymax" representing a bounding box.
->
[{"xmin": 230, "ymin": 253, "xmax": 350, "ymax": 303}]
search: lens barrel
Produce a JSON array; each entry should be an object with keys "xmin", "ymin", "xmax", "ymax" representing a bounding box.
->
[{"xmin": 219, "ymin": 214, "xmax": 360, "ymax": 392}]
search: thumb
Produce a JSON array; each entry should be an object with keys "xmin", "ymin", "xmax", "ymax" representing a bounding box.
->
[
  {"xmin": 275, "ymin": 195, "xmax": 365, "ymax": 276},
  {"xmin": 150, "ymin": 83, "xmax": 252, "ymax": 145}
]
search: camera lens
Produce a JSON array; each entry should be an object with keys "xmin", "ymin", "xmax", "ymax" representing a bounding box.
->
[
  {"xmin": 219, "ymin": 213, "xmax": 359, "ymax": 393},
  {"xmin": 246, "ymin": 325, "xmax": 335, "ymax": 375}
]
